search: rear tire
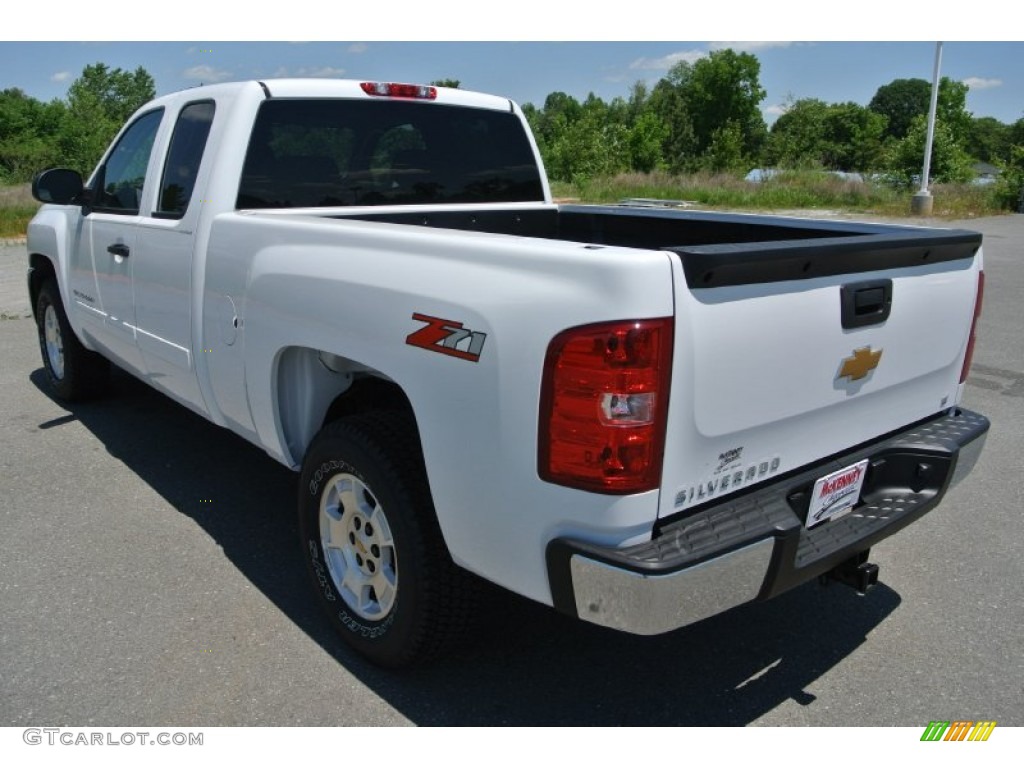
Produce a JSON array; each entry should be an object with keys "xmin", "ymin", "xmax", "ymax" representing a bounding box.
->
[
  {"xmin": 298, "ymin": 412, "xmax": 477, "ymax": 667},
  {"xmin": 35, "ymin": 278, "xmax": 109, "ymax": 401}
]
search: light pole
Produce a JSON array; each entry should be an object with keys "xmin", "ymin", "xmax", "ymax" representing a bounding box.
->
[{"xmin": 912, "ymin": 42, "xmax": 943, "ymax": 216}]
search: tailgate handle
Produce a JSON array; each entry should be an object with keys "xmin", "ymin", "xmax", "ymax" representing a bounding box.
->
[{"xmin": 840, "ymin": 279, "xmax": 892, "ymax": 329}]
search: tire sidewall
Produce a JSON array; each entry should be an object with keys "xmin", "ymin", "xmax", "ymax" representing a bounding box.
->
[
  {"xmin": 36, "ymin": 281, "xmax": 73, "ymax": 400},
  {"xmin": 298, "ymin": 427, "xmax": 428, "ymax": 665}
]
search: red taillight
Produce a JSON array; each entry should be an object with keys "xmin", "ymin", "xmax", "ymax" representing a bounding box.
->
[
  {"xmin": 959, "ymin": 270, "xmax": 984, "ymax": 383},
  {"xmin": 539, "ymin": 318, "xmax": 673, "ymax": 494},
  {"xmin": 359, "ymin": 82, "xmax": 437, "ymax": 100}
]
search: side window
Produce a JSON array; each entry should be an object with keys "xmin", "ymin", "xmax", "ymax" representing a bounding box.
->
[
  {"xmin": 94, "ymin": 109, "xmax": 164, "ymax": 214},
  {"xmin": 156, "ymin": 101, "xmax": 216, "ymax": 218}
]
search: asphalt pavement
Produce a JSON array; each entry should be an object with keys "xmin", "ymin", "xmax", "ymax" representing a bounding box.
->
[{"xmin": 0, "ymin": 217, "xmax": 1021, "ymax": 726}]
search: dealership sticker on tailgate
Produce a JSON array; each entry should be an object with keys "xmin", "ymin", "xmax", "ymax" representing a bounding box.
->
[{"xmin": 806, "ymin": 459, "xmax": 869, "ymax": 527}]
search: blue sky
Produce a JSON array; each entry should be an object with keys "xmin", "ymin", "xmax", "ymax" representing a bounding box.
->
[{"xmin": 3, "ymin": 5, "xmax": 1021, "ymax": 126}]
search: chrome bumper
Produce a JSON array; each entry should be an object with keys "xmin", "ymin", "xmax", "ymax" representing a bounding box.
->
[{"xmin": 569, "ymin": 540, "xmax": 774, "ymax": 635}]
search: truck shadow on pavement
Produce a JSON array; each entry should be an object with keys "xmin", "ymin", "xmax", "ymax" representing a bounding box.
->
[{"xmin": 33, "ymin": 366, "xmax": 901, "ymax": 726}]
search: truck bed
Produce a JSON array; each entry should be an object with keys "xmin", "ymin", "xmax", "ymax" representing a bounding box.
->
[
  {"xmin": 342, "ymin": 204, "xmax": 982, "ymax": 287},
  {"xmin": 331, "ymin": 202, "xmax": 983, "ymax": 525}
]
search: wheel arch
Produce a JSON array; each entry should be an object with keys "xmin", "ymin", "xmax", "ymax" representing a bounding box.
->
[
  {"xmin": 27, "ymin": 253, "xmax": 58, "ymax": 322},
  {"xmin": 274, "ymin": 345, "xmax": 419, "ymax": 468}
]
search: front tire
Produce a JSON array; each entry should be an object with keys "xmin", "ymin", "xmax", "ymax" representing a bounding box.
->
[
  {"xmin": 298, "ymin": 412, "xmax": 476, "ymax": 667},
  {"xmin": 35, "ymin": 278, "xmax": 109, "ymax": 401}
]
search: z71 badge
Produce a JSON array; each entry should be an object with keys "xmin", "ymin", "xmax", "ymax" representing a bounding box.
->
[{"xmin": 406, "ymin": 313, "xmax": 487, "ymax": 362}]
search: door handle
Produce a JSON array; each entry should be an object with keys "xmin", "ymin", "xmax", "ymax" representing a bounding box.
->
[{"xmin": 107, "ymin": 243, "xmax": 130, "ymax": 258}]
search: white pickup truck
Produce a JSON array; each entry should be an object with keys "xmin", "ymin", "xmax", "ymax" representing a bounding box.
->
[{"xmin": 28, "ymin": 79, "xmax": 989, "ymax": 667}]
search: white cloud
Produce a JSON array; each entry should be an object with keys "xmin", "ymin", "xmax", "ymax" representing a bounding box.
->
[
  {"xmin": 764, "ymin": 104, "xmax": 786, "ymax": 117},
  {"xmin": 50, "ymin": 71, "xmax": 71, "ymax": 82},
  {"xmin": 710, "ymin": 41, "xmax": 794, "ymax": 53},
  {"xmin": 629, "ymin": 50, "xmax": 705, "ymax": 71},
  {"xmin": 270, "ymin": 66, "xmax": 346, "ymax": 78},
  {"xmin": 348, "ymin": 43, "xmax": 368, "ymax": 54},
  {"xmin": 963, "ymin": 77, "xmax": 1001, "ymax": 91},
  {"xmin": 183, "ymin": 64, "xmax": 232, "ymax": 82},
  {"xmin": 303, "ymin": 66, "xmax": 345, "ymax": 78}
]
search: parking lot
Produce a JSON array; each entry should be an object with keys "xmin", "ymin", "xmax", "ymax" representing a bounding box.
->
[{"xmin": 1, "ymin": 214, "xmax": 1022, "ymax": 726}]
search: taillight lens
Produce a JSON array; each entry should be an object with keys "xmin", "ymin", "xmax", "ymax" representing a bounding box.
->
[
  {"xmin": 959, "ymin": 270, "xmax": 984, "ymax": 383},
  {"xmin": 359, "ymin": 82, "xmax": 437, "ymax": 100},
  {"xmin": 539, "ymin": 318, "xmax": 673, "ymax": 494}
]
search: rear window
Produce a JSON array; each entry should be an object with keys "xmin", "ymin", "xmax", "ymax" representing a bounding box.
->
[{"xmin": 237, "ymin": 99, "xmax": 544, "ymax": 208}]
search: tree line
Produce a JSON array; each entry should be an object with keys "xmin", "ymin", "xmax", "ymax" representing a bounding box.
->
[
  {"xmin": 3, "ymin": 56, "xmax": 1023, "ymax": 209},
  {"xmin": 1, "ymin": 63, "xmax": 155, "ymax": 185},
  {"xmin": 520, "ymin": 50, "xmax": 1023, "ymax": 206}
]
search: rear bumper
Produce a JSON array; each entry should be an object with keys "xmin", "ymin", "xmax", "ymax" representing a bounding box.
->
[{"xmin": 546, "ymin": 408, "xmax": 989, "ymax": 635}]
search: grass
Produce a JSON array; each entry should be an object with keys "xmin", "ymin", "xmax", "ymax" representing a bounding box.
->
[
  {"xmin": 551, "ymin": 171, "xmax": 1008, "ymax": 219},
  {"xmin": 2, "ymin": 171, "xmax": 1007, "ymax": 238},
  {"xmin": 0, "ymin": 184, "xmax": 39, "ymax": 239}
]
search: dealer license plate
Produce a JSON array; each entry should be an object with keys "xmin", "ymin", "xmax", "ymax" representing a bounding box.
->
[{"xmin": 806, "ymin": 459, "xmax": 869, "ymax": 528}]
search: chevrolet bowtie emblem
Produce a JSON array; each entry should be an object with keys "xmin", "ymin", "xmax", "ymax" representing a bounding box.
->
[{"xmin": 839, "ymin": 347, "xmax": 883, "ymax": 381}]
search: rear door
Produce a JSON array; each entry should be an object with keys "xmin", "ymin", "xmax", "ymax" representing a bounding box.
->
[{"xmin": 133, "ymin": 100, "xmax": 217, "ymax": 413}]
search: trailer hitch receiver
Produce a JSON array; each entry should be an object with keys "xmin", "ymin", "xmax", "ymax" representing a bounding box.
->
[{"xmin": 819, "ymin": 550, "xmax": 879, "ymax": 595}]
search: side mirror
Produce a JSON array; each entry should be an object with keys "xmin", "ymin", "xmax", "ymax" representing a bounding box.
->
[{"xmin": 31, "ymin": 168, "xmax": 84, "ymax": 205}]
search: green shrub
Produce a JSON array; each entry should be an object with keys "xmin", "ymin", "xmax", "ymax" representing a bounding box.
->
[{"xmin": 993, "ymin": 146, "xmax": 1024, "ymax": 212}]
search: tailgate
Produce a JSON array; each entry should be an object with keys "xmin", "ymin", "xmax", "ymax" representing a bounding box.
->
[{"xmin": 659, "ymin": 225, "xmax": 983, "ymax": 519}]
